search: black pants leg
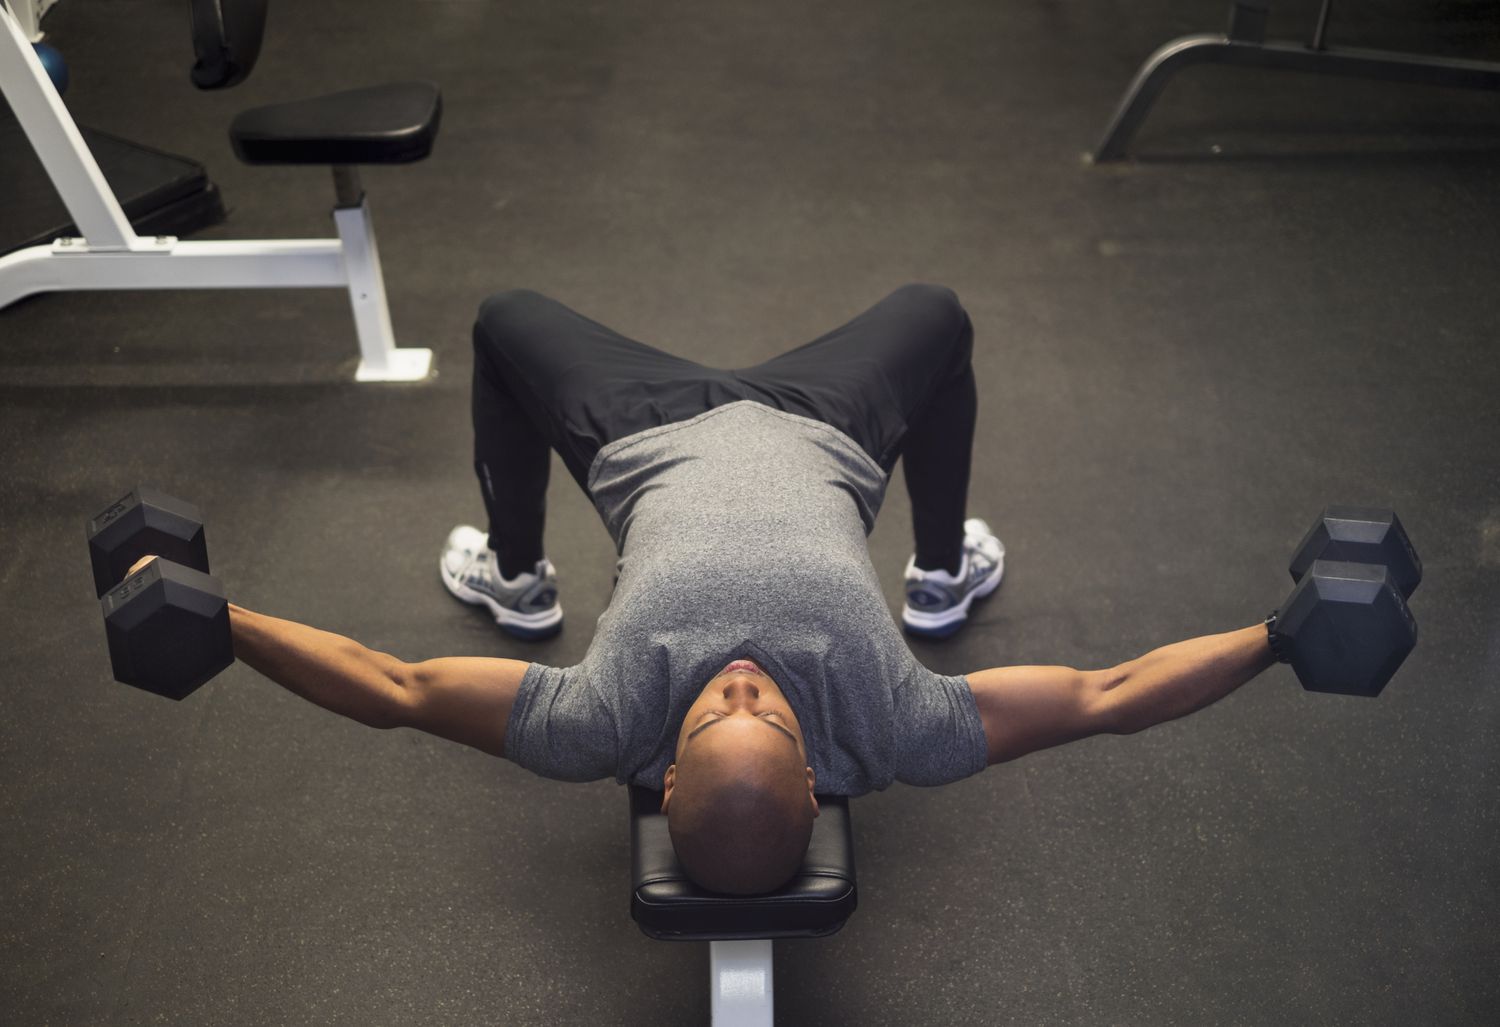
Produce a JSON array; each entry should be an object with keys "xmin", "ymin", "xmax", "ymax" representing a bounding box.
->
[
  {"xmin": 470, "ymin": 313, "xmax": 552, "ymax": 578},
  {"xmin": 469, "ymin": 284, "xmax": 977, "ymax": 577}
]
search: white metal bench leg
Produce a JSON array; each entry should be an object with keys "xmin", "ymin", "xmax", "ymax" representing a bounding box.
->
[
  {"xmin": 334, "ymin": 200, "xmax": 432, "ymax": 382},
  {"xmin": 710, "ymin": 940, "xmax": 774, "ymax": 1027}
]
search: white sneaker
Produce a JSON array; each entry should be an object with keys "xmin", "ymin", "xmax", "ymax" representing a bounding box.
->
[
  {"xmin": 901, "ymin": 518, "xmax": 1006, "ymax": 639},
  {"xmin": 440, "ymin": 525, "xmax": 562, "ymax": 640}
]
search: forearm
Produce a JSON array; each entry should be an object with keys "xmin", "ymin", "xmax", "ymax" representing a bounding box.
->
[
  {"xmin": 1100, "ymin": 624, "xmax": 1276, "ymax": 735},
  {"xmin": 228, "ymin": 604, "xmax": 411, "ymax": 728}
]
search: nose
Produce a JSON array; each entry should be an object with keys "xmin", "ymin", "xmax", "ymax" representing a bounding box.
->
[{"xmin": 721, "ymin": 678, "xmax": 761, "ymax": 703}]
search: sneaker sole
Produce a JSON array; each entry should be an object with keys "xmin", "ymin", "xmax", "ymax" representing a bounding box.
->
[
  {"xmin": 901, "ymin": 558, "xmax": 1005, "ymax": 639},
  {"xmin": 440, "ymin": 558, "xmax": 564, "ymax": 640}
]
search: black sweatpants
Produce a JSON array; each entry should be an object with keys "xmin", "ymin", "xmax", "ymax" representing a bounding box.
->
[{"xmin": 470, "ymin": 283, "xmax": 978, "ymax": 577}]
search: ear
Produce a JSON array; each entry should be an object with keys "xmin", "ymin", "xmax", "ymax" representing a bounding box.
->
[
  {"xmin": 806, "ymin": 766, "xmax": 820, "ymax": 818},
  {"xmin": 661, "ymin": 764, "xmax": 676, "ymax": 814}
]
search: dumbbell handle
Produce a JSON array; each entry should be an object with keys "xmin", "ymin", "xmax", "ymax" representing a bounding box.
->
[
  {"xmin": 1263, "ymin": 611, "xmax": 1292, "ymax": 664},
  {"xmin": 125, "ymin": 554, "xmax": 160, "ymax": 579}
]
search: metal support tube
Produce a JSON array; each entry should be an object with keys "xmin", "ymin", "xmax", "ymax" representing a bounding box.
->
[
  {"xmin": 710, "ymin": 940, "xmax": 774, "ymax": 1027},
  {"xmin": 332, "ymin": 166, "xmax": 365, "ymax": 209},
  {"xmin": 332, "ymin": 200, "xmax": 433, "ymax": 381},
  {"xmin": 0, "ymin": 238, "xmax": 347, "ymax": 309}
]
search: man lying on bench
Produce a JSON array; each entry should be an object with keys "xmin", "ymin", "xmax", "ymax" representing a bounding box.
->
[{"xmin": 208, "ymin": 285, "xmax": 1278, "ymax": 896}]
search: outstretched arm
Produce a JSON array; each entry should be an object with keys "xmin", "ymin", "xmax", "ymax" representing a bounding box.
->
[
  {"xmin": 230, "ymin": 605, "xmax": 530, "ymax": 758},
  {"xmin": 967, "ymin": 625, "xmax": 1275, "ymax": 765}
]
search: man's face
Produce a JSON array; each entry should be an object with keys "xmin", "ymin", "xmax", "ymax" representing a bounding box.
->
[
  {"xmin": 662, "ymin": 658, "xmax": 818, "ymax": 814},
  {"xmin": 675, "ymin": 658, "xmax": 805, "ymax": 756}
]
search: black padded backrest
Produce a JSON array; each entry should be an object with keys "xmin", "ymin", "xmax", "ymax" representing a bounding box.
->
[
  {"xmin": 629, "ymin": 784, "xmax": 857, "ymax": 942},
  {"xmin": 189, "ymin": 0, "xmax": 268, "ymax": 89}
]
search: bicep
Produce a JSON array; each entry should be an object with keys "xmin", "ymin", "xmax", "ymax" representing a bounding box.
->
[
  {"xmin": 966, "ymin": 664, "xmax": 1117, "ymax": 765},
  {"xmin": 402, "ymin": 657, "xmax": 531, "ymax": 758}
]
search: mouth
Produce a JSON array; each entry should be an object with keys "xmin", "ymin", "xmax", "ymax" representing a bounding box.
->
[{"xmin": 718, "ymin": 659, "xmax": 765, "ymax": 678}]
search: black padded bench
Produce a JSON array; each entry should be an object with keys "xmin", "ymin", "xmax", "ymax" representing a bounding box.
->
[{"xmin": 629, "ymin": 785, "xmax": 858, "ymax": 1024}]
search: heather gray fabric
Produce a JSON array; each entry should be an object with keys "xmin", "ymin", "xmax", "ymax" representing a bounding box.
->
[{"xmin": 505, "ymin": 401, "xmax": 989, "ymax": 796}]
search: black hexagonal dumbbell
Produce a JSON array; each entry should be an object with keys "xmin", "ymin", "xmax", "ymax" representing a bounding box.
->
[
  {"xmin": 87, "ymin": 487, "xmax": 234, "ymax": 700},
  {"xmin": 1271, "ymin": 506, "xmax": 1420, "ymax": 697}
]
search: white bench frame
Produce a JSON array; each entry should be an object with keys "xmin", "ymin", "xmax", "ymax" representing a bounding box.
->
[
  {"xmin": 0, "ymin": 4, "xmax": 432, "ymax": 382},
  {"xmin": 710, "ymin": 939, "xmax": 774, "ymax": 1027}
]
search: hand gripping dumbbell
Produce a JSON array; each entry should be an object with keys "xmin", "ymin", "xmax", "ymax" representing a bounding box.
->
[
  {"xmin": 1267, "ymin": 506, "xmax": 1421, "ymax": 697},
  {"xmin": 87, "ymin": 486, "xmax": 234, "ymax": 700}
]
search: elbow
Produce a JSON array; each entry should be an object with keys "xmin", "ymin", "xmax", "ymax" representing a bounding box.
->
[
  {"xmin": 369, "ymin": 656, "xmax": 420, "ymax": 730},
  {"xmin": 1088, "ymin": 664, "xmax": 1139, "ymax": 736}
]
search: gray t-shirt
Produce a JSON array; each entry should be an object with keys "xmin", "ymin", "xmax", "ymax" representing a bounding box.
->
[{"xmin": 505, "ymin": 401, "xmax": 988, "ymax": 796}]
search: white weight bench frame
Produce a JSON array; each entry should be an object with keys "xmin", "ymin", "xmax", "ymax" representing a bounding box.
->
[
  {"xmin": 0, "ymin": 4, "xmax": 431, "ymax": 382},
  {"xmin": 709, "ymin": 939, "xmax": 774, "ymax": 1026}
]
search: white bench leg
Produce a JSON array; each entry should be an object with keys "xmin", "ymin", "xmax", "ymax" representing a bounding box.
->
[
  {"xmin": 710, "ymin": 940, "xmax": 773, "ymax": 1027},
  {"xmin": 333, "ymin": 200, "xmax": 432, "ymax": 382}
]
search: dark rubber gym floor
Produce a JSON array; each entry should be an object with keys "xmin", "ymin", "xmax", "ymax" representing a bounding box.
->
[{"xmin": 4, "ymin": 1, "xmax": 1498, "ymax": 1024}]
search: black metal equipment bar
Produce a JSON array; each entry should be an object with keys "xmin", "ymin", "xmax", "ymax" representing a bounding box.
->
[
  {"xmin": 1091, "ymin": 0, "xmax": 1500, "ymax": 162},
  {"xmin": 1311, "ymin": 0, "xmax": 1334, "ymax": 52}
]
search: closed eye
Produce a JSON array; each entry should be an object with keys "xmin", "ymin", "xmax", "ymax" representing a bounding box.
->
[
  {"xmin": 688, "ymin": 711, "xmax": 798, "ymax": 745},
  {"xmin": 701, "ymin": 711, "xmax": 784, "ymax": 721}
]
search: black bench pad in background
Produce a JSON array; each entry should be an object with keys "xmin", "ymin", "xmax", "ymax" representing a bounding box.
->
[{"xmin": 229, "ymin": 81, "xmax": 441, "ymax": 165}]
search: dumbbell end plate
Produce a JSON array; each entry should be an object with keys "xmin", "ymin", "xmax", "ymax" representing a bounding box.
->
[
  {"xmin": 1288, "ymin": 505, "xmax": 1422, "ymax": 600},
  {"xmin": 87, "ymin": 486, "xmax": 209, "ymax": 598},
  {"xmin": 1279, "ymin": 560, "xmax": 1417, "ymax": 697},
  {"xmin": 102, "ymin": 560, "xmax": 232, "ymax": 700}
]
